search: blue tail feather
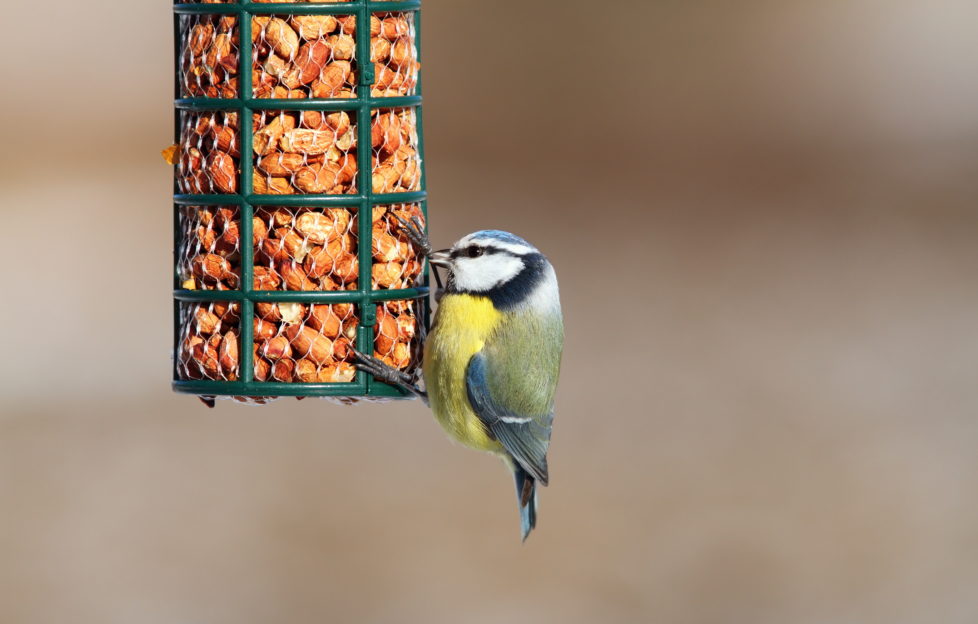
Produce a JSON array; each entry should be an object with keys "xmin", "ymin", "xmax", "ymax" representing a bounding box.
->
[{"xmin": 513, "ymin": 466, "xmax": 538, "ymax": 541}]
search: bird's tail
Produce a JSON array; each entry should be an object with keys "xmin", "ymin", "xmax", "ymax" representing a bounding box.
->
[{"xmin": 513, "ymin": 465, "xmax": 538, "ymax": 541}]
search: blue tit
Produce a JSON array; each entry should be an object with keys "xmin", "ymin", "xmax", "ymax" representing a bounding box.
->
[
  {"xmin": 352, "ymin": 227, "xmax": 563, "ymax": 540},
  {"xmin": 422, "ymin": 230, "xmax": 564, "ymax": 541}
]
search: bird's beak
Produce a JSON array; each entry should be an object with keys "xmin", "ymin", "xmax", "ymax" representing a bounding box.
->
[{"xmin": 428, "ymin": 249, "xmax": 452, "ymax": 268}]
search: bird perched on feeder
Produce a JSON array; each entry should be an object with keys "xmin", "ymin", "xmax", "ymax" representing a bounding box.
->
[{"xmin": 353, "ymin": 220, "xmax": 563, "ymax": 541}]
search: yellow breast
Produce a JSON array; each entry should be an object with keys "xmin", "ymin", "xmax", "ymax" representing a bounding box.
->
[{"xmin": 423, "ymin": 293, "xmax": 505, "ymax": 453}]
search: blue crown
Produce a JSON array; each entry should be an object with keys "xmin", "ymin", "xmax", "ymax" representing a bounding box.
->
[{"xmin": 471, "ymin": 230, "xmax": 534, "ymax": 248}]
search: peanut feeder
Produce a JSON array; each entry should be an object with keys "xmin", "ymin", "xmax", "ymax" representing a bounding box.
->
[{"xmin": 172, "ymin": 0, "xmax": 429, "ymax": 404}]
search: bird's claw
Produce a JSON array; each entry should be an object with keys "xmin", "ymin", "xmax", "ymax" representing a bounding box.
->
[
  {"xmin": 391, "ymin": 213, "xmax": 444, "ymax": 293},
  {"xmin": 392, "ymin": 214, "xmax": 432, "ymax": 258},
  {"xmin": 351, "ymin": 348, "xmax": 428, "ymax": 403},
  {"xmin": 350, "ymin": 348, "xmax": 415, "ymax": 386}
]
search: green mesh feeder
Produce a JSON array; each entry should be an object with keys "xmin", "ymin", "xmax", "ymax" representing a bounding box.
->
[{"xmin": 171, "ymin": 1, "xmax": 429, "ymax": 404}]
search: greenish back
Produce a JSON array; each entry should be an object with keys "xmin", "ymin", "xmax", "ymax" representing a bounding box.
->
[{"xmin": 480, "ymin": 311, "xmax": 564, "ymax": 420}]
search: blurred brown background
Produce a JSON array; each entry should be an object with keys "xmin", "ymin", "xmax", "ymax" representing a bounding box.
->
[{"xmin": 2, "ymin": 0, "xmax": 978, "ymax": 622}]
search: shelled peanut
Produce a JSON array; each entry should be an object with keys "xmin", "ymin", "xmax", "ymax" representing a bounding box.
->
[
  {"xmin": 177, "ymin": 204, "xmax": 425, "ymax": 383},
  {"xmin": 177, "ymin": 302, "xmax": 241, "ymax": 382},
  {"xmin": 253, "ymin": 206, "xmax": 359, "ymax": 291},
  {"xmin": 252, "ymin": 302, "xmax": 360, "ymax": 383},
  {"xmin": 177, "ymin": 206, "xmax": 244, "ymax": 291},
  {"xmin": 179, "ymin": 15, "xmax": 240, "ymax": 98},
  {"xmin": 373, "ymin": 300, "xmax": 421, "ymax": 371},
  {"xmin": 177, "ymin": 299, "xmax": 420, "ymax": 384},
  {"xmin": 177, "ymin": 297, "xmax": 359, "ymax": 384},
  {"xmin": 176, "ymin": 112, "xmax": 240, "ymax": 195},
  {"xmin": 250, "ymin": 11, "xmax": 418, "ymax": 99},
  {"xmin": 179, "ymin": 205, "xmax": 425, "ymax": 292},
  {"xmin": 370, "ymin": 203, "xmax": 425, "ymax": 290},
  {"xmin": 250, "ymin": 107, "xmax": 420, "ymax": 196},
  {"xmin": 252, "ymin": 13, "xmax": 355, "ymax": 99},
  {"xmin": 371, "ymin": 108, "xmax": 421, "ymax": 194},
  {"xmin": 253, "ymin": 110, "xmax": 357, "ymax": 195},
  {"xmin": 368, "ymin": 12, "xmax": 419, "ymax": 98},
  {"xmin": 178, "ymin": 7, "xmax": 417, "ymax": 99}
]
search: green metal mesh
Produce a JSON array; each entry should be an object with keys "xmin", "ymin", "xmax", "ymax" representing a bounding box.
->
[{"xmin": 172, "ymin": 1, "xmax": 428, "ymax": 402}]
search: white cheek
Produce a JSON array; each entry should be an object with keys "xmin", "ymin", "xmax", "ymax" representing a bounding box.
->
[{"xmin": 452, "ymin": 256, "xmax": 524, "ymax": 291}]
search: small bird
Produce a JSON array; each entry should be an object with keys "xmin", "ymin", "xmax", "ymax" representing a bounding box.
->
[{"xmin": 354, "ymin": 226, "xmax": 563, "ymax": 540}]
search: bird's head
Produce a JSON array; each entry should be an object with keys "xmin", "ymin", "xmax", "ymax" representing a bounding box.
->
[{"xmin": 428, "ymin": 230, "xmax": 559, "ymax": 311}]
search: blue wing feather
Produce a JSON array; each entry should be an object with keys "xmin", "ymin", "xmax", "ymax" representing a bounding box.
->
[{"xmin": 466, "ymin": 351, "xmax": 552, "ymax": 485}]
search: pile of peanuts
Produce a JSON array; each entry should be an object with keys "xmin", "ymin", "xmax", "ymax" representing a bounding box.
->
[
  {"xmin": 179, "ymin": 13, "xmax": 239, "ymax": 99},
  {"xmin": 176, "ymin": 298, "xmax": 364, "ymax": 385},
  {"xmin": 174, "ymin": 107, "xmax": 421, "ymax": 197},
  {"xmin": 176, "ymin": 296, "xmax": 418, "ymax": 389},
  {"xmin": 176, "ymin": 204, "xmax": 424, "ymax": 385},
  {"xmin": 179, "ymin": 9, "xmax": 418, "ymax": 100},
  {"xmin": 175, "ymin": 111, "xmax": 240, "ymax": 195},
  {"xmin": 174, "ymin": 3, "xmax": 426, "ymax": 398},
  {"xmin": 251, "ymin": 107, "xmax": 421, "ymax": 196},
  {"xmin": 253, "ymin": 110, "xmax": 358, "ymax": 195}
]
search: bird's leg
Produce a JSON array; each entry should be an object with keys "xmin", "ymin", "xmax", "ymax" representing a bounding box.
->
[
  {"xmin": 391, "ymin": 214, "xmax": 443, "ymax": 293},
  {"xmin": 351, "ymin": 349, "xmax": 429, "ymax": 405}
]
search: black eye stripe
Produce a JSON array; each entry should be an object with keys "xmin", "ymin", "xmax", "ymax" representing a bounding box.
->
[{"xmin": 450, "ymin": 245, "xmax": 512, "ymax": 259}]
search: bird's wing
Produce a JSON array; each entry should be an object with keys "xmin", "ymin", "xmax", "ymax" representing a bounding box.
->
[{"xmin": 465, "ymin": 315, "xmax": 562, "ymax": 485}]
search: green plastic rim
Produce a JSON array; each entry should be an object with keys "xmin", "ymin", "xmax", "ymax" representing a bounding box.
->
[{"xmin": 172, "ymin": 0, "xmax": 429, "ymax": 400}]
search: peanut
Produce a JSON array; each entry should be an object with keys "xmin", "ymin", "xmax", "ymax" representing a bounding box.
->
[
  {"xmin": 375, "ymin": 308, "xmax": 398, "ymax": 354},
  {"xmin": 295, "ymin": 210, "xmax": 350, "ymax": 244},
  {"xmin": 205, "ymin": 150, "xmax": 237, "ymax": 194},
  {"xmin": 254, "ymin": 317, "xmax": 278, "ymax": 340},
  {"xmin": 264, "ymin": 18, "xmax": 300, "ymax": 61},
  {"xmin": 327, "ymin": 34, "xmax": 355, "ymax": 61},
  {"xmin": 285, "ymin": 324, "xmax": 334, "ymax": 365},
  {"xmin": 307, "ymin": 305, "xmax": 343, "ymax": 338},
  {"xmin": 294, "ymin": 358, "xmax": 319, "ymax": 383},
  {"xmin": 194, "ymin": 306, "xmax": 222, "ymax": 335},
  {"xmin": 293, "ymin": 40, "xmax": 331, "ymax": 85},
  {"xmin": 290, "ymin": 15, "xmax": 338, "ymax": 41},
  {"xmin": 257, "ymin": 152, "xmax": 309, "ymax": 177},
  {"xmin": 192, "ymin": 253, "xmax": 234, "ymax": 283},
  {"xmin": 260, "ymin": 336, "xmax": 293, "ymax": 361},
  {"xmin": 280, "ymin": 128, "xmax": 339, "ymax": 155},
  {"xmin": 253, "ymin": 113, "xmax": 296, "ymax": 156},
  {"xmin": 219, "ymin": 331, "xmax": 239, "ymax": 375},
  {"xmin": 272, "ymin": 359, "xmax": 295, "ymax": 382},
  {"xmin": 279, "ymin": 261, "xmax": 319, "ymax": 291},
  {"xmin": 294, "ymin": 163, "xmax": 342, "ymax": 194},
  {"xmin": 253, "ymin": 170, "xmax": 295, "ymax": 195},
  {"xmin": 253, "ymin": 266, "xmax": 282, "ymax": 290},
  {"xmin": 254, "ymin": 356, "xmax": 271, "ymax": 382}
]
